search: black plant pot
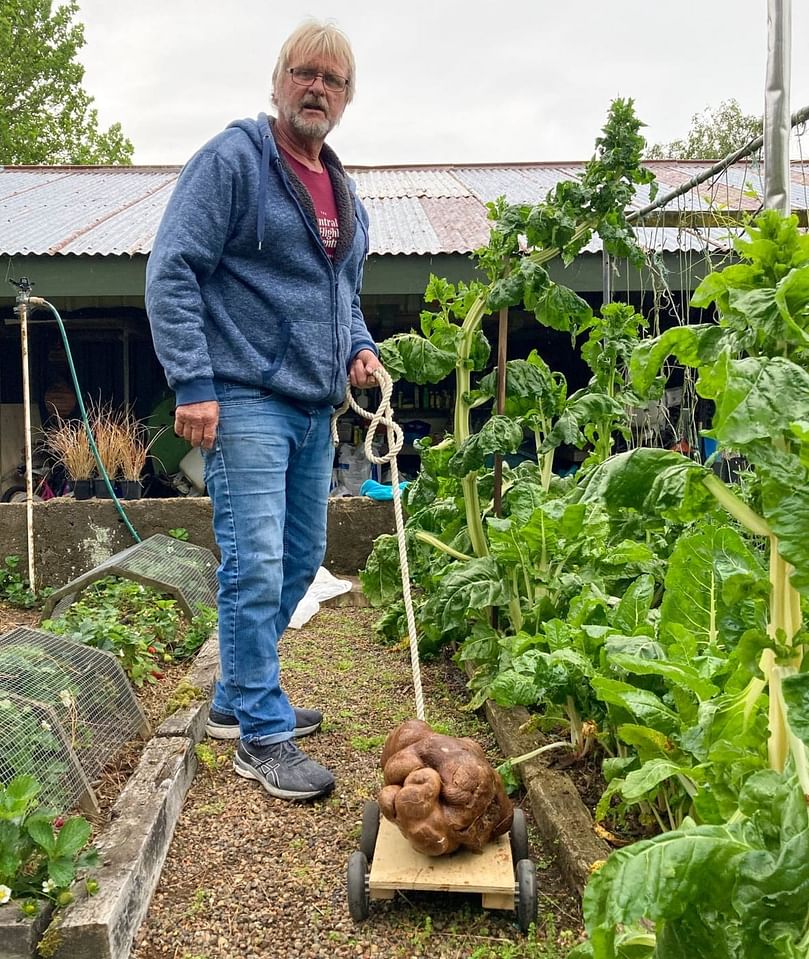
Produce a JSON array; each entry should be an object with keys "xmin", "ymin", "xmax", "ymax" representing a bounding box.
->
[
  {"xmin": 71, "ymin": 479, "xmax": 92, "ymax": 501},
  {"xmin": 120, "ymin": 480, "xmax": 143, "ymax": 500},
  {"xmin": 93, "ymin": 478, "xmax": 114, "ymax": 498}
]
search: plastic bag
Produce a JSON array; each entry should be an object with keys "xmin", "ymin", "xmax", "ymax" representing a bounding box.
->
[{"xmin": 288, "ymin": 566, "xmax": 353, "ymax": 630}]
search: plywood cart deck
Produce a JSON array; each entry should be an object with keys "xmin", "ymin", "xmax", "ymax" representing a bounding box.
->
[{"xmin": 347, "ymin": 801, "xmax": 537, "ymax": 932}]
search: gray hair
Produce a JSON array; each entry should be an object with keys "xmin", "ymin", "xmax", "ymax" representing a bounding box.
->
[{"xmin": 272, "ymin": 19, "xmax": 356, "ymax": 105}]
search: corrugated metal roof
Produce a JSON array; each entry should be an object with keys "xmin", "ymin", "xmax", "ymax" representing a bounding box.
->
[{"xmin": 1, "ymin": 160, "xmax": 807, "ymax": 258}]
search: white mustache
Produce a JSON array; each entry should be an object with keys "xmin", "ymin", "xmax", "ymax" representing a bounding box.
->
[{"xmin": 301, "ymin": 97, "xmax": 327, "ymax": 111}]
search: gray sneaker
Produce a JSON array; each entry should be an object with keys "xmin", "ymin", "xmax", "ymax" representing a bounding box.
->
[
  {"xmin": 233, "ymin": 739, "xmax": 335, "ymax": 801},
  {"xmin": 206, "ymin": 706, "xmax": 323, "ymax": 740}
]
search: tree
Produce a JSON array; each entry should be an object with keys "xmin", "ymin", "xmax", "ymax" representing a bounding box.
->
[
  {"xmin": 645, "ymin": 99, "xmax": 762, "ymax": 160},
  {"xmin": 0, "ymin": 0, "xmax": 133, "ymax": 164}
]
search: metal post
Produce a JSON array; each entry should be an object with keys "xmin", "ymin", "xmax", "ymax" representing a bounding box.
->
[
  {"xmin": 13, "ymin": 280, "xmax": 36, "ymax": 594},
  {"xmin": 764, "ymin": 0, "xmax": 792, "ymax": 213}
]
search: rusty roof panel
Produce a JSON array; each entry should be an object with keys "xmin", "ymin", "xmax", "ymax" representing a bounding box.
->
[
  {"xmin": 418, "ymin": 197, "xmax": 491, "ymax": 253},
  {"xmin": 0, "ymin": 161, "xmax": 807, "ymax": 260}
]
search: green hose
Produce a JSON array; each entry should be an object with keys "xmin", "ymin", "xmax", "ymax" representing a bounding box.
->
[{"xmin": 33, "ymin": 297, "xmax": 141, "ymax": 543}]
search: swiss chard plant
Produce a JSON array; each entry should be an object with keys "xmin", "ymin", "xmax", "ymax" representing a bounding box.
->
[
  {"xmin": 569, "ymin": 211, "xmax": 809, "ymax": 953},
  {"xmin": 365, "ymin": 98, "xmax": 656, "ymax": 650}
]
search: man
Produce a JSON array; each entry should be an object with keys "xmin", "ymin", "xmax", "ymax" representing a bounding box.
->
[{"xmin": 146, "ymin": 19, "xmax": 381, "ymax": 801}]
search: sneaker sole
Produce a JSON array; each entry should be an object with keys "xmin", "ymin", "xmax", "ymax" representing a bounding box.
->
[
  {"xmin": 232, "ymin": 753, "xmax": 334, "ymax": 801},
  {"xmin": 205, "ymin": 721, "xmax": 241, "ymax": 740},
  {"xmin": 206, "ymin": 720, "xmax": 322, "ymax": 741}
]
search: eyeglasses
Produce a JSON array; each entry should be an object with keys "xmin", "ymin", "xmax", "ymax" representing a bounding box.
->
[{"xmin": 288, "ymin": 67, "xmax": 349, "ymax": 93}]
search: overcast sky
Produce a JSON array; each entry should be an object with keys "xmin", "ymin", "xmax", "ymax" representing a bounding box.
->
[{"xmin": 74, "ymin": 0, "xmax": 809, "ymax": 167}]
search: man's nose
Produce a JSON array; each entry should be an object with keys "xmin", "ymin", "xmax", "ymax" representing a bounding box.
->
[{"xmin": 308, "ymin": 73, "xmax": 327, "ymax": 94}]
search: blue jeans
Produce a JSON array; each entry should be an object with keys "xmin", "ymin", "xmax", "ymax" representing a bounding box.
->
[{"xmin": 203, "ymin": 383, "xmax": 334, "ymax": 744}]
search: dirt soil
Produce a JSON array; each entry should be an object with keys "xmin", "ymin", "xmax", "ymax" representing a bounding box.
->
[{"xmin": 1, "ymin": 600, "xmax": 584, "ymax": 957}]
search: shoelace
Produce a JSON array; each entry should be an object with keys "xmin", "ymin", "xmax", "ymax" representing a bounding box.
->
[{"xmin": 251, "ymin": 739, "xmax": 307, "ymax": 766}]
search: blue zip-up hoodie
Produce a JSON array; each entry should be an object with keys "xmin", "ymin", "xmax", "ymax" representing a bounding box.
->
[{"xmin": 145, "ymin": 113, "xmax": 377, "ymax": 408}]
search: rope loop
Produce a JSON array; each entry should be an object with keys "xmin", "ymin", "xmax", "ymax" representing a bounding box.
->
[
  {"xmin": 330, "ymin": 367, "xmax": 405, "ymax": 464},
  {"xmin": 330, "ymin": 367, "xmax": 425, "ymax": 722}
]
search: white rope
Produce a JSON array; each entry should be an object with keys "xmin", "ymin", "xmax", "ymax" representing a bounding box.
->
[{"xmin": 332, "ymin": 369, "xmax": 425, "ymax": 722}]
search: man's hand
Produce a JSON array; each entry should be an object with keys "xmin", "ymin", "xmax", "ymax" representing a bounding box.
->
[
  {"xmin": 350, "ymin": 349, "xmax": 383, "ymax": 389},
  {"xmin": 175, "ymin": 400, "xmax": 219, "ymax": 449}
]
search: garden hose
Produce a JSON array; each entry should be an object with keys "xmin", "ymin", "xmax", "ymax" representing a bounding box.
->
[
  {"xmin": 27, "ymin": 296, "xmax": 141, "ymax": 544},
  {"xmin": 336, "ymin": 369, "xmax": 425, "ymax": 722}
]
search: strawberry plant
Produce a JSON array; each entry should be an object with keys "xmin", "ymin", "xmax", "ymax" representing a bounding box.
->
[{"xmin": 0, "ymin": 775, "xmax": 98, "ymax": 916}]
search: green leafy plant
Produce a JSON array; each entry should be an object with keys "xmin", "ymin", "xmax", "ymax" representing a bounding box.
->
[
  {"xmin": 0, "ymin": 775, "xmax": 98, "ymax": 915},
  {"xmin": 41, "ymin": 577, "xmax": 216, "ymax": 685},
  {"xmin": 0, "ymin": 555, "xmax": 38, "ymax": 608}
]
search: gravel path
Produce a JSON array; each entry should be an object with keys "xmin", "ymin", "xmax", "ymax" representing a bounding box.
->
[{"xmin": 131, "ymin": 606, "xmax": 582, "ymax": 959}]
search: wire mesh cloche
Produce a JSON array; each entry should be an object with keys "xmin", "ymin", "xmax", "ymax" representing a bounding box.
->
[{"xmin": 0, "ymin": 627, "xmax": 149, "ymax": 813}]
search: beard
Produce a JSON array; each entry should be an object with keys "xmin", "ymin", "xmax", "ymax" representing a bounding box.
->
[{"xmin": 283, "ymin": 96, "xmax": 335, "ymax": 139}]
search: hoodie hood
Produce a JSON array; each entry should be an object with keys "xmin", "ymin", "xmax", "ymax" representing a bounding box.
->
[
  {"xmin": 227, "ymin": 114, "xmax": 277, "ymax": 250},
  {"xmin": 225, "ymin": 113, "xmax": 361, "ymax": 255}
]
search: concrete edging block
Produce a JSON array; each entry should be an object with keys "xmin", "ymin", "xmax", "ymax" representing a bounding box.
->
[
  {"xmin": 0, "ymin": 901, "xmax": 54, "ymax": 959},
  {"xmin": 482, "ymin": 698, "xmax": 610, "ymax": 896},
  {"xmin": 47, "ymin": 735, "xmax": 197, "ymax": 959},
  {"xmin": 155, "ymin": 632, "xmax": 220, "ymax": 742}
]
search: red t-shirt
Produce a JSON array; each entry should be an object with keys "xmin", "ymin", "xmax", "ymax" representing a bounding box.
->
[{"xmin": 281, "ymin": 150, "xmax": 340, "ymax": 258}]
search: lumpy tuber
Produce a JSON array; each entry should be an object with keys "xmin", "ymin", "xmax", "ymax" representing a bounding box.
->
[{"xmin": 377, "ymin": 719, "xmax": 513, "ymax": 856}]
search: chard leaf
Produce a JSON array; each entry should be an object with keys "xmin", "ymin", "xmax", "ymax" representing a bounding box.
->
[
  {"xmin": 578, "ymin": 448, "xmax": 714, "ymax": 524},
  {"xmin": 760, "ymin": 478, "xmax": 809, "ymax": 595},
  {"xmin": 733, "ymin": 797, "xmax": 809, "ymax": 957},
  {"xmin": 699, "ymin": 354, "xmax": 809, "ymax": 450},
  {"xmin": 591, "ymin": 677, "xmax": 679, "ymax": 734},
  {"xmin": 448, "ymin": 416, "xmax": 524, "ymax": 476},
  {"xmin": 609, "ymin": 574, "xmax": 655, "ymax": 634},
  {"xmin": 360, "ymin": 534, "xmax": 404, "ymax": 606},
  {"xmin": 606, "ymin": 654, "xmax": 718, "ymax": 701},
  {"xmin": 629, "ymin": 324, "xmax": 727, "ymax": 397},
  {"xmin": 544, "ymin": 392, "xmax": 627, "ymax": 451},
  {"xmin": 476, "ymin": 356, "xmax": 563, "ymax": 419},
  {"xmin": 533, "ymin": 281, "xmax": 592, "ymax": 332},
  {"xmin": 781, "ymin": 672, "xmax": 809, "ymax": 747},
  {"xmin": 619, "ymin": 758, "xmax": 694, "ymax": 803},
  {"xmin": 487, "ymin": 669, "xmax": 538, "ymax": 708},
  {"xmin": 503, "ymin": 480, "xmax": 547, "ymax": 526},
  {"xmin": 660, "ymin": 521, "xmax": 767, "ymax": 650},
  {"xmin": 378, "ymin": 332, "xmax": 456, "ymax": 384},
  {"xmin": 583, "ymin": 826, "xmax": 748, "ymax": 939},
  {"xmin": 435, "ymin": 557, "xmax": 507, "ymax": 631},
  {"xmin": 616, "ymin": 724, "xmax": 673, "ymax": 758}
]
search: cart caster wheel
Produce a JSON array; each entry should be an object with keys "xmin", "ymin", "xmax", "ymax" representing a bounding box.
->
[
  {"xmin": 515, "ymin": 858, "xmax": 537, "ymax": 933},
  {"xmin": 347, "ymin": 850, "xmax": 370, "ymax": 922},
  {"xmin": 509, "ymin": 808, "xmax": 529, "ymax": 865},
  {"xmin": 360, "ymin": 800, "xmax": 380, "ymax": 861}
]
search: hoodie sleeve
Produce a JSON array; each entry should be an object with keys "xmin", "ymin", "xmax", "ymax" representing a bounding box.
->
[{"xmin": 145, "ymin": 149, "xmax": 235, "ymax": 405}]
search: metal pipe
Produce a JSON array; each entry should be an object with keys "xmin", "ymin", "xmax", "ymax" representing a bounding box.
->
[
  {"xmin": 14, "ymin": 286, "xmax": 36, "ymax": 593},
  {"xmin": 764, "ymin": 0, "xmax": 792, "ymax": 212},
  {"xmin": 630, "ymin": 104, "xmax": 809, "ymax": 224}
]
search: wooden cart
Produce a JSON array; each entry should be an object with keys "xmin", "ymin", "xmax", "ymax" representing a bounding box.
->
[{"xmin": 347, "ymin": 801, "xmax": 538, "ymax": 933}]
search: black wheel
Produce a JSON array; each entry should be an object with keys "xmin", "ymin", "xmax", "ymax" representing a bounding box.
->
[
  {"xmin": 1, "ymin": 485, "xmax": 41, "ymax": 503},
  {"xmin": 515, "ymin": 858, "xmax": 537, "ymax": 933},
  {"xmin": 509, "ymin": 808, "xmax": 529, "ymax": 865},
  {"xmin": 347, "ymin": 850, "xmax": 370, "ymax": 922},
  {"xmin": 360, "ymin": 800, "xmax": 380, "ymax": 861}
]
